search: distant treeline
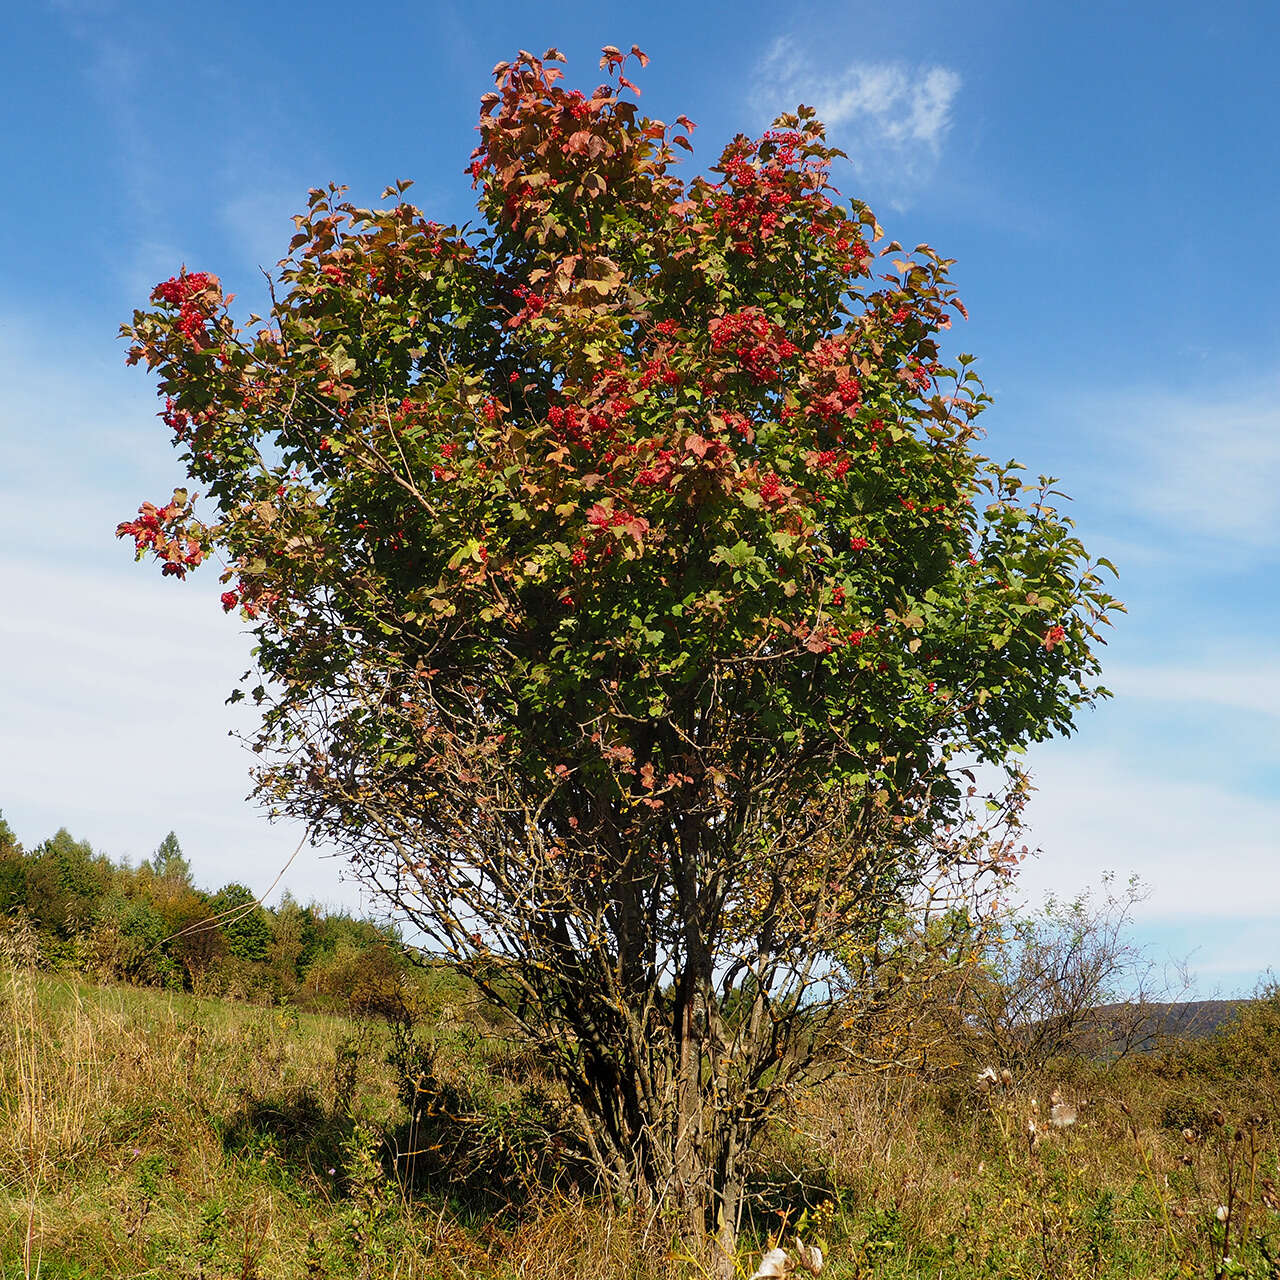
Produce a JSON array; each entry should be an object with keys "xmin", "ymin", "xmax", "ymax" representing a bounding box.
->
[{"xmin": 0, "ymin": 811, "xmax": 418, "ymax": 1011}]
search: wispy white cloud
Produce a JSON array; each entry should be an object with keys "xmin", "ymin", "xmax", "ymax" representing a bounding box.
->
[
  {"xmin": 0, "ymin": 305, "xmax": 365, "ymax": 910},
  {"xmin": 47, "ymin": 2, "xmax": 321, "ymax": 298},
  {"xmin": 937, "ymin": 726, "xmax": 1277, "ymax": 994},
  {"xmin": 1017, "ymin": 744, "xmax": 1280, "ymax": 923},
  {"xmin": 1074, "ymin": 382, "xmax": 1280, "ymax": 556},
  {"xmin": 1107, "ymin": 660, "xmax": 1280, "ymax": 720},
  {"xmin": 1003, "ymin": 648, "xmax": 1280, "ymax": 998},
  {"xmin": 751, "ymin": 37, "xmax": 962, "ymax": 203},
  {"xmin": 0, "ymin": 553, "xmax": 366, "ymax": 909},
  {"xmin": 220, "ymin": 184, "xmax": 305, "ymax": 276}
]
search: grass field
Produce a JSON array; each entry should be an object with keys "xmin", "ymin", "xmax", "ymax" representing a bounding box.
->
[{"xmin": 5, "ymin": 958, "xmax": 1280, "ymax": 1278}]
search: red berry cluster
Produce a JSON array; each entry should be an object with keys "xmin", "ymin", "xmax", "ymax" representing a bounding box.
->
[
  {"xmin": 162, "ymin": 397, "xmax": 190, "ymax": 439},
  {"xmin": 509, "ymin": 284, "xmax": 547, "ymax": 328},
  {"xmin": 759, "ymin": 472, "xmax": 783, "ymax": 504},
  {"xmin": 637, "ymin": 356, "xmax": 680, "ymax": 391},
  {"xmin": 903, "ymin": 361, "xmax": 934, "ymax": 392},
  {"xmin": 152, "ymin": 272, "xmax": 218, "ymax": 349},
  {"xmin": 563, "ymin": 88, "xmax": 595, "ymax": 120},
  {"xmin": 220, "ymin": 582, "xmax": 275, "ymax": 619},
  {"xmin": 432, "ymin": 440, "xmax": 462, "ymax": 482},
  {"xmin": 706, "ymin": 133, "xmax": 799, "ymax": 256},
  {"xmin": 810, "ymin": 376, "xmax": 863, "ymax": 425},
  {"xmin": 587, "ymin": 505, "xmax": 637, "ymax": 531},
  {"xmin": 546, "ymin": 395, "xmax": 631, "ymax": 451},
  {"xmin": 811, "ymin": 448, "xmax": 850, "ymax": 479},
  {"xmin": 709, "ymin": 310, "xmax": 797, "ymax": 383},
  {"xmin": 570, "ymin": 505, "xmax": 641, "ymax": 570},
  {"xmin": 393, "ymin": 397, "xmax": 430, "ymax": 424},
  {"xmin": 634, "ymin": 449, "xmax": 677, "ymax": 488},
  {"xmin": 116, "ymin": 497, "xmax": 203, "ymax": 578},
  {"xmin": 721, "ymin": 411, "xmax": 755, "ymax": 441}
]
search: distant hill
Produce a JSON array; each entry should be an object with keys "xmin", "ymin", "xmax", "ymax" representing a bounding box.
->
[{"xmin": 1091, "ymin": 998, "xmax": 1248, "ymax": 1052}]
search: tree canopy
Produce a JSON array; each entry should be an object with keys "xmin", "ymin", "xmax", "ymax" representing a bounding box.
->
[
  {"xmin": 148, "ymin": 830, "xmax": 193, "ymax": 887},
  {"xmin": 117, "ymin": 45, "xmax": 1118, "ymax": 1269}
]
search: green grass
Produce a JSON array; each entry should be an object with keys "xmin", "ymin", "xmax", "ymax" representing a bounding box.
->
[{"xmin": 6, "ymin": 962, "xmax": 1280, "ymax": 1278}]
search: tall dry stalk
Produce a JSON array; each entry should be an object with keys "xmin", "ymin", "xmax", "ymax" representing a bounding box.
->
[{"xmin": 1, "ymin": 961, "xmax": 112, "ymax": 1278}]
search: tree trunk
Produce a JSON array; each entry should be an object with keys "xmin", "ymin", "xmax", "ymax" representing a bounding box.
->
[
  {"xmin": 675, "ymin": 976, "xmax": 705, "ymax": 1239},
  {"xmin": 713, "ymin": 1160, "xmax": 745, "ymax": 1280}
]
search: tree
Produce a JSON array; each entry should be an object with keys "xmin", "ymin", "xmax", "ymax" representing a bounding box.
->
[
  {"xmin": 147, "ymin": 830, "xmax": 193, "ymax": 887},
  {"xmin": 208, "ymin": 882, "xmax": 271, "ymax": 963},
  {"xmin": 0, "ymin": 812, "xmax": 26, "ymax": 915},
  {"xmin": 84, "ymin": 891, "xmax": 173, "ymax": 986},
  {"xmin": 161, "ymin": 887, "xmax": 226, "ymax": 990},
  {"xmin": 23, "ymin": 828, "xmax": 111, "ymax": 937},
  {"xmin": 964, "ymin": 877, "xmax": 1177, "ymax": 1073},
  {"xmin": 266, "ymin": 891, "xmax": 318, "ymax": 993},
  {"xmin": 117, "ymin": 47, "xmax": 1118, "ymax": 1269},
  {"xmin": 0, "ymin": 812, "xmax": 18, "ymax": 858}
]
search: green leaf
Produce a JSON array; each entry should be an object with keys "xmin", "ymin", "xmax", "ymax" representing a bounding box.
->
[{"xmin": 713, "ymin": 541, "xmax": 755, "ymax": 569}]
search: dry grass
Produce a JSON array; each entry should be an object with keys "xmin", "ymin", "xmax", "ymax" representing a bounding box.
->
[
  {"xmin": 756, "ymin": 1055, "xmax": 1280, "ymax": 1278},
  {"xmin": 5, "ymin": 954, "xmax": 1280, "ymax": 1278}
]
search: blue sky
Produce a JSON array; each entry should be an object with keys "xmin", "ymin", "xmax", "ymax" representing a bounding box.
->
[{"xmin": 1, "ymin": 0, "xmax": 1277, "ymax": 993}]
